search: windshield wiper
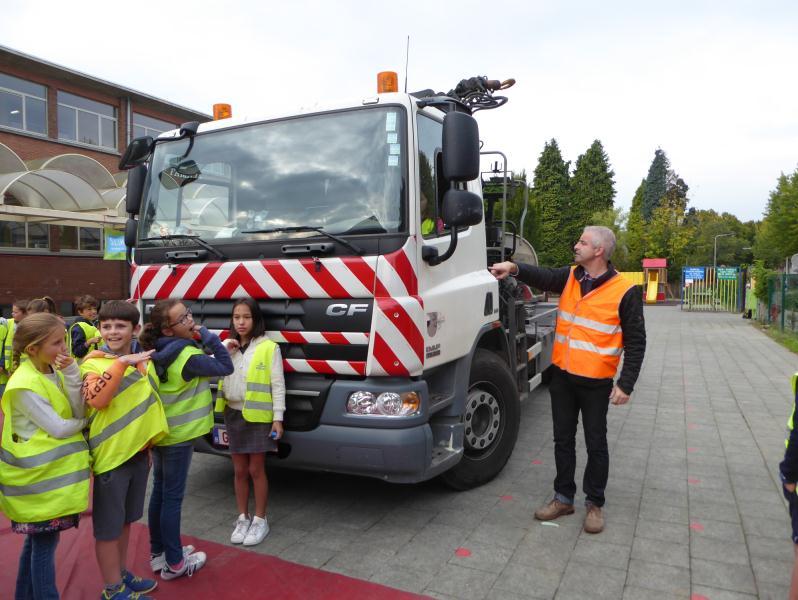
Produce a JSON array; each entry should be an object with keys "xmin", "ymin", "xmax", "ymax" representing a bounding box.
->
[
  {"xmin": 141, "ymin": 234, "xmax": 227, "ymax": 260},
  {"xmin": 241, "ymin": 226, "xmax": 364, "ymax": 255}
]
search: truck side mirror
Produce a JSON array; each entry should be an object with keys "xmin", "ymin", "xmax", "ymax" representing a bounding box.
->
[
  {"xmin": 125, "ymin": 165, "xmax": 147, "ymax": 215},
  {"xmin": 119, "ymin": 136, "xmax": 153, "ymax": 170},
  {"xmin": 442, "ymin": 112, "xmax": 479, "ymax": 182},
  {"xmin": 423, "ymin": 189, "xmax": 483, "ymax": 266},
  {"xmin": 124, "ymin": 218, "xmax": 137, "ymax": 264}
]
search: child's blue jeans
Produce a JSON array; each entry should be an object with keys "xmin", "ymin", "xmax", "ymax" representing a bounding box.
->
[
  {"xmin": 148, "ymin": 442, "xmax": 194, "ymax": 566},
  {"xmin": 15, "ymin": 531, "xmax": 60, "ymax": 600}
]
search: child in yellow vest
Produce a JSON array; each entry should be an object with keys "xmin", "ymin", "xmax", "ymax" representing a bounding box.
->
[
  {"xmin": 218, "ymin": 298, "xmax": 285, "ymax": 546},
  {"xmin": 1, "ymin": 313, "xmax": 90, "ymax": 599},
  {"xmin": 80, "ymin": 300, "xmax": 168, "ymax": 600},
  {"xmin": 69, "ymin": 294, "xmax": 102, "ymax": 359},
  {"xmin": 139, "ymin": 299, "xmax": 233, "ymax": 580}
]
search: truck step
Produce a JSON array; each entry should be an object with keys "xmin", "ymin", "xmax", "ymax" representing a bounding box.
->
[
  {"xmin": 528, "ymin": 373, "xmax": 543, "ymax": 392},
  {"xmin": 527, "ymin": 342, "xmax": 542, "ymax": 360}
]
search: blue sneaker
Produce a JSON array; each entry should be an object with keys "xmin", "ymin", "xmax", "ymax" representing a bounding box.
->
[
  {"xmin": 122, "ymin": 570, "xmax": 158, "ymax": 593},
  {"xmin": 101, "ymin": 584, "xmax": 153, "ymax": 599}
]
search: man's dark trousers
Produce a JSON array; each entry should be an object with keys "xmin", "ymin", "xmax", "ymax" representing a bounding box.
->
[{"xmin": 549, "ymin": 367, "xmax": 612, "ymax": 507}]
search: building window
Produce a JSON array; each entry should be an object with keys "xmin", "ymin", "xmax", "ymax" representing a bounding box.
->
[
  {"xmin": 27, "ymin": 223, "xmax": 49, "ymax": 249},
  {"xmin": 0, "ymin": 73, "xmax": 47, "ymax": 135},
  {"xmin": 0, "ymin": 220, "xmax": 26, "ymax": 247},
  {"xmin": 133, "ymin": 113, "xmax": 175, "ymax": 139},
  {"xmin": 80, "ymin": 227, "xmax": 101, "ymax": 251},
  {"xmin": 57, "ymin": 91, "xmax": 117, "ymax": 149}
]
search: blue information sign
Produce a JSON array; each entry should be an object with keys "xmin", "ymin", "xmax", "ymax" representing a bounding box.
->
[{"xmin": 683, "ymin": 267, "xmax": 705, "ymax": 280}]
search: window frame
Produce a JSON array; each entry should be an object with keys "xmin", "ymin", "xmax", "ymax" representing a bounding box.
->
[
  {"xmin": 132, "ymin": 112, "xmax": 176, "ymax": 139},
  {"xmin": 0, "ymin": 73, "xmax": 47, "ymax": 136},
  {"xmin": 57, "ymin": 91, "xmax": 117, "ymax": 150}
]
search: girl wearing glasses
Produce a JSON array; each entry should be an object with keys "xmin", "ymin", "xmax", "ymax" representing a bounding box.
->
[{"xmin": 139, "ymin": 300, "xmax": 233, "ymax": 581}]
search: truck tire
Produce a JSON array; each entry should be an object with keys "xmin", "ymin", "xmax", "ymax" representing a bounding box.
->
[{"xmin": 441, "ymin": 349, "xmax": 520, "ymax": 490}]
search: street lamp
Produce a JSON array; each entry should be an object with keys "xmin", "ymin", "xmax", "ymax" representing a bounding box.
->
[{"xmin": 713, "ymin": 233, "xmax": 734, "ymax": 270}]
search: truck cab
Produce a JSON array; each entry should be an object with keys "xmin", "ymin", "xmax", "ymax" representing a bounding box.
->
[{"xmin": 120, "ymin": 76, "xmax": 555, "ymax": 489}]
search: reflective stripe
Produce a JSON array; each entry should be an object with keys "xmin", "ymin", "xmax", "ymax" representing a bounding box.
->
[
  {"xmin": 555, "ymin": 334, "xmax": 623, "ymax": 356},
  {"xmin": 246, "ymin": 382, "xmax": 272, "ymax": 394},
  {"xmin": 245, "ymin": 400, "xmax": 273, "ymax": 411},
  {"xmin": 0, "ymin": 439, "xmax": 88, "ymax": 469},
  {"xmin": 0, "ymin": 467, "xmax": 91, "ymax": 497},
  {"xmin": 160, "ymin": 379, "xmax": 211, "ymax": 405},
  {"xmin": 148, "ymin": 374, "xmax": 158, "ymax": 391},
  {"xmin": 167, "ymin": 403, "xmax": 211, "ymax": 428},
  {"xmin": 116, "ymin": 371, "xmax": 143, "ymax": 396},
  {"xmin": 88, "ymin": 394, "xmax": 158, "ymax": 450},
  {"xmin": 558, "ymin": 310, "xmax": 621, "ymax": 335}
]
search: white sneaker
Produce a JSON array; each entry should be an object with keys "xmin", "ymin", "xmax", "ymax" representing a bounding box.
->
[
  {"xmin": 160, "ymin": 551, "xmax": 207, "ymax": 580},
  {"xmin": 149, "ymin": 545, "xmax": 195, "ymax": 572},
  {"xmin": 242, "ymin": 516, "xmax": 269, "ymax": 546},
  {"xmin": 230, "ymin": 514, "xmax": 251, "ymax": 544}
]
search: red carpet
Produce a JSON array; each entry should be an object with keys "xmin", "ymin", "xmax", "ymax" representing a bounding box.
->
[{"xmin": 0, "ymin": 516, "xmax": 426, "ymax": 599}]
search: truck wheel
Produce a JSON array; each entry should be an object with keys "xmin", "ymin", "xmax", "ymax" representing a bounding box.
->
[{"xmin": 441, "ymin": 349, "xmax": 520, "ymax": 490}]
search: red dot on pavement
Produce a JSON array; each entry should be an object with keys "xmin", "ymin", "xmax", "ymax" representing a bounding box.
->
[
  {"xmin": 690, "ymin": 522, "xmax": 704, "ymax": 532},
  {"xmin": 687, "ymin": 447, "xmax": 698, "ymax": 453},
  {"xmin": 532, "ymin": 459, "xmax": 543, "ymax": 465},
  {"xmin": 688, "ymin": 478, "xmax": 701, "ymax": 485},
  {"xmin": 455, "ymin": 547, "xmax": 471, "ymax": 557},
  {"xmin": 688, "ymin": 423, "xmax": 698, "ymax": 430},
  {"xmin": 691, "ymin": 595, "xmax": 709, "ymax": 600},
  {"xmin": 500, "ymin": 495, "xmax": 514, "ymax": 501}
]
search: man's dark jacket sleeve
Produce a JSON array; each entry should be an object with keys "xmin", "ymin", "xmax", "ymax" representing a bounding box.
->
[
  {"xmin": 515, "ymin": 264, "xmax": 570, "ymax": 294},
  {"xmin": 617, "ymin": 288, "xmax": 645, "ymax": 394}
]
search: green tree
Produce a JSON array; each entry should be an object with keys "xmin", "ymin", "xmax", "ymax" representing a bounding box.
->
[
  {"xmin": 590, "ymin": 206, "xmax": 632, "ymax": 270},
  {"xmin": 571, "ymin": 139, "xmax": 616, "ymax": 231},
  {"xmin": 753, "ymin": 169, "xmax": 798, "ymax": 268},
  {"xmin": 625, "ymin": 179, "xmax": 647, "ymax": 267},
  {"xmin": 645, "ymin": 204, "xmax": 694, "ymax": 282},
  {"xmin": 534, "ymin": 139, "xmax": 572, "ymax": 265},
  {"xmin": 643, "ymin": 149, "xmax": 669, "ymax": 221}
]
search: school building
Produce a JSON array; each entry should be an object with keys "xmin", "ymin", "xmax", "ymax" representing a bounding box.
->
[{"xmin": 0, "ymin": 44, "xmax": 210, "ymax": 316}]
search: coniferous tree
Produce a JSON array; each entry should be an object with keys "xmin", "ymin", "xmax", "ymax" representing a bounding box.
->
[
  {"xmin": 626, "ymin": 180, "xmax": 647, "ymax": 267},
  {"xmin": 534, "ymin": 139, "xmax": 571, "ymax": 265},
  {"xmin": 571, "ymin": 139, "xmax": 616, "ymax": 230},
  {"xmin": 643, "ymin": 149, "xmax": 669, "ymax": 221}
]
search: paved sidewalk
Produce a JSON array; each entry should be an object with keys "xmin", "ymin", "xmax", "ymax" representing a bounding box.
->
[{"xmin": 175, "ymin": 306, "xmax": 796, "ymax": 599}]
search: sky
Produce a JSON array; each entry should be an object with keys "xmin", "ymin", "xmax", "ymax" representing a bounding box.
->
[{"xmin": 3, "ymin": 0, "xmax": 797, "ymax": 222}]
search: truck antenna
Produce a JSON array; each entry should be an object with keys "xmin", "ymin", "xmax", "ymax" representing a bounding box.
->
[{"xmin": 404, "ymin": 35, "xmax": 410, "ymax": 92}]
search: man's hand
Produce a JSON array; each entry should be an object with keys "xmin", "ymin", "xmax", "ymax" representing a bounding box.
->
[
  {"xmin": 489, "ymin": 261, "xmax": 517, "ymax": 280},
  {"xmin": 609, "ymin": 385, "xmax": 630, "ymax": 406}
]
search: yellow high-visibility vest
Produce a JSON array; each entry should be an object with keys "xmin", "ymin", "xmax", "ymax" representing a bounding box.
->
[
  {"xmin": 81, "ymin": 357, "xmax": 168, "ymax": 474},
  {"xmin": 69, "ymin": 321, "xmax": 102, "ymax": 358},
  {"xmin": 216, "ymin": 340, "xmax": 276, "ymax": 423},
  {"xmin": 0, "ymin": 359, "xmax": 90, "ymax": 522},
  {"xmin": 785, "ymin": 373, "xmax": 798, "ymax": 449},
  {"xmin": 158, "ymin": 346, "xmax": 213, "ymax": 445}
]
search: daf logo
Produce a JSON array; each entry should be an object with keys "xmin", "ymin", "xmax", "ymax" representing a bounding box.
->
[{"xmin": 326, "ymin": 303, "xmax": 369, "ymax": 317}]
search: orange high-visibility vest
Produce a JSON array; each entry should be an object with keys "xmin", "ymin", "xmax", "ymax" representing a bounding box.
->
[{"xmin": 551, "ymin": 266, "xmax": 634, "ymax": 380}]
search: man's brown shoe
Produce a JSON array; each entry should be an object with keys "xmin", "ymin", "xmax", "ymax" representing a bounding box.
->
[
  {"xmin": 584, "ymin": 504, "xmax": 604, "ymax": 533},
  {"xmin": 534, "ymin": 499, "xmax": 575, "ymax": 521}
]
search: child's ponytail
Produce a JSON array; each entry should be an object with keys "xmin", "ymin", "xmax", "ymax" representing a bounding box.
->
[{"xmin": 138, "ymin": 299, "xmax": 181, "ymax": 350}]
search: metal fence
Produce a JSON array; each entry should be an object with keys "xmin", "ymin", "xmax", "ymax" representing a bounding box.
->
[
  {"xmin": 765, "ymin": 274, "xmax": 798, "ymax": 331},
  {"xmin": 681, "ymin": 266, "xmax": 742, "ymax": 312}
]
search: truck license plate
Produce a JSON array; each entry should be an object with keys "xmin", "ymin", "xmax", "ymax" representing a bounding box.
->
[{"xmin": 212, "ymin": 425, "xmax": 229, "ymax": 447}]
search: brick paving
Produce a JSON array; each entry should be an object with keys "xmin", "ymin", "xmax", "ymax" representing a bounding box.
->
[{"xmin": 173, "ymin": 306, "xmax": 796, "ymax": 599}]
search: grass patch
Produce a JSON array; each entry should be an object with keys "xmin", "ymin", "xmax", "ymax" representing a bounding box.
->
[{"xmin": 753, "ymin": 321, "xmax": 798, "ymax": 354}]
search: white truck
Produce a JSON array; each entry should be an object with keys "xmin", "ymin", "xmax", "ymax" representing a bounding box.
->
[{"xmin": 119, "ymin": 74, "xmax": 556, "ymax": 489}]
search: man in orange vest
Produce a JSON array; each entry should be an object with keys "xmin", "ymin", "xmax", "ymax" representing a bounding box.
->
[{"xmin": 491, "ymin": 226, "xmax": 646, "ymax": 533}]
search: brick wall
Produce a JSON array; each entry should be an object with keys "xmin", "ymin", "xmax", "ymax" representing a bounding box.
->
[{"xmin": 0, "ymin": 254, "xmax": 128, "ymax": 314}]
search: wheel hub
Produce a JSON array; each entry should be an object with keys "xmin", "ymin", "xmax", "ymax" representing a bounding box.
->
[{"xmin": 464, "ymin": 388, "xmax": 501, "ymax": 450}]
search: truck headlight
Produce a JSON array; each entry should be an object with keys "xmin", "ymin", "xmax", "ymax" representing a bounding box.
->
[{"xmin": 346, "ymin": 391, "xmax": 421, "ymax": 417}]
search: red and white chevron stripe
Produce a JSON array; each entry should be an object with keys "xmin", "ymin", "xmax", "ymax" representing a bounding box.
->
[
  {"xmin": 132, "ymin": 241, "xmax": 424, "ymax": 377},
  {"xmin": 265, "ymin": 331, "xmax": 369, "ymax": 345}
]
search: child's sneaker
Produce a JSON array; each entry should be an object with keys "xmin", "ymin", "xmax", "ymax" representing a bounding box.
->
[
  {"xmin": 243, "ymin": 516, "xmax": 269, "ymax": 546},
  {"xmin": 122, "ymin": 570, "xmax": 157, "ymax": 594},
  {"xmin": 100, "ymin": 583, "xmax": 153, "ymax": 599},
  {"xmin": 160, "ymin": 551, "xmax": 207, "ymax": 580},
  {"xmin": 230, "ymin": 513, "xmax": 251, "ymax": 544},
  {"xmin": 149, "ymin": 544, "xmax": 195, "ymax": 572}
]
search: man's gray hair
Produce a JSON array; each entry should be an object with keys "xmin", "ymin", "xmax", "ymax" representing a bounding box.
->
[{"xmin": 584, "ymin": 226, "xmax": 616, "ymax": 260}]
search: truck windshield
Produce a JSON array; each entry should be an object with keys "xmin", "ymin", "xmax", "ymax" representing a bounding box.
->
[{"xmin": 138, "ymin": 107, "xmax": 406, "ymax": 244}]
